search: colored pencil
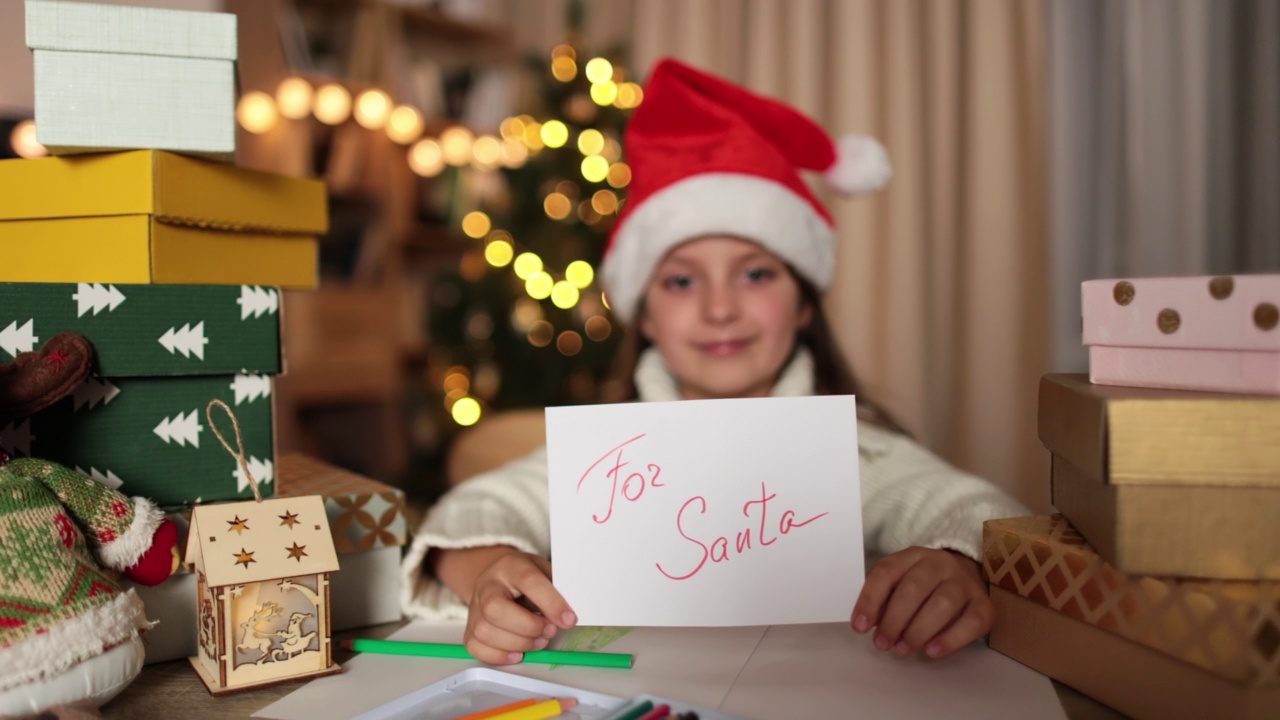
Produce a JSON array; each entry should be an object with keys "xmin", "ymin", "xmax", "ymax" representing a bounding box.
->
[
  {"xmin": 609, "ymin": 700, "xmax": 655, "ymax": 720},
  {"xmin": 339, "ymin": 638, "xmax": 634, "ymax": 669},
  {"xmin": 486, "ymin": 697, "xmax": 578, "ymax": 720},
  {"xmin": 452, "ymin": 697, "xmax": 540, "ymax": 720},
  {"xmin": 634, "ymin": 704, "xmax": 671, "ymax": 720}
]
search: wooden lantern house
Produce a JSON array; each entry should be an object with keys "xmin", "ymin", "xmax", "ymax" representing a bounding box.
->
[{"xmin": 185, "ymin": 494, "xmax": 342, "ymax": 694}]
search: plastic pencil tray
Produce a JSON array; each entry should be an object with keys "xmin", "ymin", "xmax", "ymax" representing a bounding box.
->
[{"xmin": 348, "ymin": 667, "xmax": 624, "ymax": 720}]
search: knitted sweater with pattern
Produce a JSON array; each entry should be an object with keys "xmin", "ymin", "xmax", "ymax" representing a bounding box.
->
[
  {"xmin": 400, "ymin": 349, "xmax": 1029, "ymax": 620},
  {"xmin": 0, "ymin": 458, "xmax": 163, "ymax": 691}
]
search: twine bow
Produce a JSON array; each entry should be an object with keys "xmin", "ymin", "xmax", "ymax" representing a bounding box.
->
[{"xmin": 206, "ymin": 399, "xmax": 263, "ymax": 503}]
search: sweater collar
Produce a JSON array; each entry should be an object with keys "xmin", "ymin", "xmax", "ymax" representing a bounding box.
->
[{"xmin": 634, "ymin": 346, "xmax": 816, "ymax": 402}]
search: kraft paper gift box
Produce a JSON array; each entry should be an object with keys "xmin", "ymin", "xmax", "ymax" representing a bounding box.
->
[
  {"xmin": 129, "ymin": 453, "xmax": 408, "ymax": 664},
  {"xmin": 25, "ymin": 0, "xmax": 237, "ymax": 157},
  {"xmin": 983, "ymin": 515, "xmax": 1280, "ymax": 720},
  {"xmin": 1039, "ymin": 374, "xmax": 1280, "ymax": 580},
  {"xmin": 0, "ymin": 151, "xmax": 326, "ymax": 288},
  {"xmin": 0, "ymin": 282, "xmax": 279, "ymax": 505},
  {"xmin": 1083, "ymin": 274, "xmax": 1280, "ymax": 395}
]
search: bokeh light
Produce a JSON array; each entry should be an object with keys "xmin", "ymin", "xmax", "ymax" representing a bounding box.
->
[
  {"xmin": 354, "ymin": 89, "xmax": 392, "ymax": 129},
  {"xmin": 236, "ymin": 91, "xmax": 278, "ymax": 134},
  {"xmin": 313, "ymin": 83, "xmax": 352, "ymax": 125},
  {"xmin": 275, "ymin": 77, "xmax": 313, "ymax": 120}
]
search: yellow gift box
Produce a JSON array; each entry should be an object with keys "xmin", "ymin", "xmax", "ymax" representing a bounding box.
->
[{"xmin": 0, "ymin": 151, "xmax": 326, "ymax": 288}]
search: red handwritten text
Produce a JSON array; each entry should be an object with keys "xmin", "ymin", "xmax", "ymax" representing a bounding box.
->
[
  {"xmin": 655, "ymin": 483, "xmax": 828, "ymax": 581},
  {"xmin": 577, "ymin": 434, "xmax": 664, "ymax": 524}
]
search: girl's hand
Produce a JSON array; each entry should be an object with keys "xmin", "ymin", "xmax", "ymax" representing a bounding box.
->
[
  {"xmin": 456, "ymin": 549, "xmax": 577, "ymax": 665},
  {"xmin": 850, "ymin": 546, "xmax": 993, "ymax": 660}
]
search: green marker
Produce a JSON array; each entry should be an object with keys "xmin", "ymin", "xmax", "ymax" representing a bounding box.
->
[{"xmin": 340, "ymin": 638, "xmax": 634, "ymax": 669}]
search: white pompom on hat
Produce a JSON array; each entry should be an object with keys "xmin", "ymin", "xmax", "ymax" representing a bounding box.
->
[{"xmin": 601, "ymin": 58, "xmax": 891, "ymax": 323}]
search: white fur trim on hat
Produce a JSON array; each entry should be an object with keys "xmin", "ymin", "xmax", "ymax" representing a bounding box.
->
[
  {"xmin": 96, "ymin": 496, "xmax": 164, "ymax": 572},
  {"xmin": 603, "ymin": 173, "xmax": 836, "ymax": 323},
  {"xmin": 825, "ymin": 134, "xmax": 892, "ymax": 195},
  {"xmin": 0, "ymin": 589, "xmax": 151, "ymax": 693}
]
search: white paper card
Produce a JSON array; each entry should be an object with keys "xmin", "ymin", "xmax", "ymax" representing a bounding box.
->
[{"xmin": 547, "ymin": 396, "xmax": 863, "ymax": 627}]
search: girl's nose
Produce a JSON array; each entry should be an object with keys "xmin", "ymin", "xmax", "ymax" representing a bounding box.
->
[{"xmin": 701, "ymin": 282, "xmax": 740, "ymax": 323}]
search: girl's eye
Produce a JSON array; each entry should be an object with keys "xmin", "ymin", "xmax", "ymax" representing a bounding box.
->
[
  {"xmin": 661, "ymin": 274, "xmax": 694, "ymax": 290},
  {"xmin": 744, "ymin": 267, "xmax": 776, "ymax": 282}
]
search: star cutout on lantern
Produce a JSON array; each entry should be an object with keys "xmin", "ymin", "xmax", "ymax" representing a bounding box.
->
[
  {"xmin": 279, "ymin": 510, "xmax": 300, "ymax": 528},
  {"xmin": 227, "ymin": 515, "xmax": 250, "ymax": 534},
  {"xmin": 286, "ymin": 542, "xmax": 308, "ymax": 562},
  {"xmin": 234, "ymin": 548, "xmax": 256, "ymax": 568}
]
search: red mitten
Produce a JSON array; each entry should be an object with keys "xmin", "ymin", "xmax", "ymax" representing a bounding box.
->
[{"xmin": 122, "ymin": 518, "xmax": 180, "ymax": 586}]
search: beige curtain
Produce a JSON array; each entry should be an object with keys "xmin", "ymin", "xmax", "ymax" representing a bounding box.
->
[{"xmin": 481, "ymin": 0, "xmax": 1052, "ymax": 511}]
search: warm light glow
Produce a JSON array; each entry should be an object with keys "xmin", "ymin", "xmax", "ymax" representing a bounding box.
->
[
  {"xmin": 577, "ymin": 128, "xmax": 605, "ymax": 156},
  {"xmin": 500, "ymin": 138, "xmax": 529, "ymax": 168},
  {"xmin": 601, "ymin": 292, "xmax": 611, "ymax": 310},
  {"xmin": 591, "ymin": 190, "xmax": 618, "ymax": 215},
  {"xmin": 551, "ymin": 44, "xmax": 576, "ymax": 60},
  {"xmin": 525, "ymin": 272, "xmax": 554, "ymax": 300},
  {"xmin": 459, "ymin": 250, "xmax": 487, "ymax": 281},
  {"xmin": 472, "ymin": 135, "xmax": 502, "ymax": 167},
  {"xmin": 557, "ymin": 330, "xmax": 583, "ymax": 356},
  {"xmin": 607, "ymin": 162, "xmax": 632, "ymax": 188},
  {"xmin": 602, "ymin": 138, "xmax": 622, "ymax": 162},
  {"xmin": 590, "ymin": 81, "xmax": 618, "ymax": 106},
  {"xmin": 10, "ymin": 120, "xmax": 46, "ymax": 158},
  {"xmin": 443, "ymin": 371, "xmax": 470, "ymax": 394},
  {"xmin": 565, "ymin": 260, "xmax": 595, "ymax": 288},
  {"xmin": 451, "ymin": 397, "xmax": 482, "ymax": 426},
  {"xmin": 540, "ymin": 120, "xmax": 569, "ymax": 149},
  {"xmin": 522, "ymin": 122, "xmax": 545, "ymax": 150},
  {"xmin": 386, "ymin": 105, "xmax": 424, "ymax": 144},
  {"xmin": 236, "ymin": 91, "xmax": 278, "ymax": 134},
  {"xmin": 408, "ymin": 139, "xmax": 444, "ymax": 177},
  {"xmin": 550, "ymin": 281, "xmax": 580, "ymax": 309},
  {"xmin": 512, "ymin": 252, "xmax": 543, "ymax": 280},
  {"xmin": 499, "ymin": 116, "xmax": 525, "ymax": 139},
  {"xmin": 581, "ymin": 155, "xmax": 610, "ymax": 183},
  {"xmin": 441, "ymin": 126, "xmax": 475, "ymax": 166},
  {"xmin": 275, "ymin": 77, "xmax": 313, "ymax": 120},
  {"xmin": 511, "ymin": 298, "xmax": 543, "ymax": 332},
  {"xmin": 584, "ymin": 58, "xmax": 614, "ymax": 84},
  {"xmin": 585, "ymin": 315, "xmax": 611, "ymax": 341},
  {"xmin": 543, "ymin": 192, "xmax": 572, "ymax": 220},
  {"xmin": 314, "ymin": 83, "xmax": 352, "ymax": 125},
  {"xmin": 577, "ymin": 200, "xmax": 601, "ymax": 224},
  {"xmin": 551, "ymin": 56, "xmax": 578, "ymax": 82},
  {"xmin": 528, "ymin": 321, "xmax": 554, "ymax": 347},
  {"xmin": 461, "ymin": 211, "xmax": 491, "ymax": 239},
  {"xmin": 615, "ymin": 82, "xmax": 644, "ymax": 109},
  {"xmin": 484, "ymin": 239, "xmax": 514, "ymax": 267},
  {"xmin": 354, "ymin": 89, "xmax": 393, "ymax": 129},
  {"xmin": 555, "ymin": 180, "xmax": 580, "ymax": 198}
]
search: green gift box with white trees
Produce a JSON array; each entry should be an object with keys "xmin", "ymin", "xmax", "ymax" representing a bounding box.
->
[
  {"xmin": 0, "ymin": 282, "xmax": 280, "ymax": 504},
  {"xmin": 2, "ymin": 373, "xmax": 274, "ymax": 505}
]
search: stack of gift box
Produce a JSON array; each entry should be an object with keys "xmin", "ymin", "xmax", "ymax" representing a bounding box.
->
[
  {"xmin": 984, "ymin": 274, "xmax": 1280, "ymax": 720},
  {"xmin": 1, "ymin": 0, "xmax": 406, "ymax": 663}
]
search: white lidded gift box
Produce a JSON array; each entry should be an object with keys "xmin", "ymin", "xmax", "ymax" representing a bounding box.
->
[{"xmin": 25, "ymin": 0, "xmax": 237, "ymax": 158}]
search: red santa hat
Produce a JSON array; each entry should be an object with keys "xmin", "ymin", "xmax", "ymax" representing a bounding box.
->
[{"xmin": 602, "ymin": 58, "xmax": 891, "ymax": 323}]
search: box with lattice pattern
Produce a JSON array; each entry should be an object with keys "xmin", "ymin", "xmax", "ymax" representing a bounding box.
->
[{"xmin": 982, "ymin": 514, "xmax": 1280, "ymax": 687}]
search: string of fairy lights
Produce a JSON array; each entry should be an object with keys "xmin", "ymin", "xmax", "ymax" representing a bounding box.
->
[{"xmin": 7, "ymin": 45, "xmax": 639, "ymax": 428}]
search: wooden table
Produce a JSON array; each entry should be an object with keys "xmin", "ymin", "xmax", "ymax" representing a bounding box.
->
[{"xmin": 103, "ymin": 623, "xmax": 1128, "ymax": 720}]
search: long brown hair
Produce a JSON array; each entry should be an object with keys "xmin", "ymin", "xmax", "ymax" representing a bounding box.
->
[{"xmin": 601, "ymin": 271, "xmax": 908, "ymax": 436}]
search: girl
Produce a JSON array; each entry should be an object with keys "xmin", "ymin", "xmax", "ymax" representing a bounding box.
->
[{"xmin": 400, "ymin": 58, "xmax": 1028, "ymax": 665}]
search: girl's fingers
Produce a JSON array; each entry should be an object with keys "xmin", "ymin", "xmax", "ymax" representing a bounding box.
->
[
  {"xmin": 471, "ymin": 613, "xmax": 551, "ymax": 654},
  {"xmin": 851, "ymin": 553, "xmax": 916, "ymax": 633},
  {"xmin": 922, "ymin": 602, "xmax": 995, "ymax": 660},
  {"xmin": 871, "ymin": 570, "xmax": 933, "ymax": 650},
  {"xmin": 896, "ymin": 583, "xmax": 969, "ymax": 655}
]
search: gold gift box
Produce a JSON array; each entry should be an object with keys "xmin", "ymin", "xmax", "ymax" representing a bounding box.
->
[
  {"xmin": 1039, "ymin": 374, "xmax": 1280, "ymax": 579},
  {"xmin": 982, "ymin": 515, "xmax": 1280, "ymax": 687}
]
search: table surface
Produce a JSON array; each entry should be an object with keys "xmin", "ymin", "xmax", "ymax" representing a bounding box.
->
[{"xmin": 100, "ymin": 622, "xmax": 1130, "ymax": 720}]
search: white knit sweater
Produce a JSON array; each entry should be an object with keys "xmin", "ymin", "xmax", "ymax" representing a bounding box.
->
[{"xmin": 400, "ymin": 349, "xmax": 1029, "ymax": 620}]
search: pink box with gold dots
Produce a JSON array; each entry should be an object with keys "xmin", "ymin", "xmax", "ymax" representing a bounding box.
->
[{"xmin": 1083, "ymin": 274, "xmax": 1280, "ymax": 395}]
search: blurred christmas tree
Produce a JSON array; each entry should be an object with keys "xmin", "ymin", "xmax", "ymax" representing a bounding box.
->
[{"xmin": 403, "ymin": 2, "xmax": 641, "ymax": 496}]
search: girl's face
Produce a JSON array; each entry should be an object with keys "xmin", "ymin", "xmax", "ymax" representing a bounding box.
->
[{"xmin": 640, "ymin": 235, "xmax": 812, "ymax": 401}]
